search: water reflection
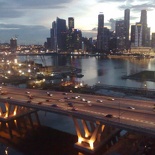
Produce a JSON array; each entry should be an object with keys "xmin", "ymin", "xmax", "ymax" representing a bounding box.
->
[{"xmin": 18, "ymin": 55, "xmax": 155, "ymax": 89}]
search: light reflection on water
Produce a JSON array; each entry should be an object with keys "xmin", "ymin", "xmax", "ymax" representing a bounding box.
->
[{"xmin": 18, "ymin": 55, "xmax": 155, "ymax": 89}]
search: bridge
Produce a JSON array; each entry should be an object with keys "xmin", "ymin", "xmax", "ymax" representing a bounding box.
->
[{"xmin": 0, "ymin": 86, "xmax": 155, "ymax": 153}]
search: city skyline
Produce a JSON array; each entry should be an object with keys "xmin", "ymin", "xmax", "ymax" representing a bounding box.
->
[{"xmin": 0, "ymin": 0, "xmax": 154, "ymax": 44}]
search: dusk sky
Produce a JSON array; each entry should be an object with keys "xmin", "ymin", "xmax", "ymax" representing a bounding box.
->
[{"xmin": 0, "ymin": 0, "xmax": 154, "ymax": 44}]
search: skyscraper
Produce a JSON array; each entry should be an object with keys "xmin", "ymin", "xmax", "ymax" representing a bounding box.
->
[
  {"xmin": 56, "ymin": 17, "xmax": 67, "ymax": 51},
  {"xmin": 68, "ymin": 17, "xmax": 74, "ymax": 30},
  {"xmin": 140, "ymin": 10, "xmax": 148, "ymax": 46},
  {"xmin": 140, "ymin": 10, "xmax": 147, "ymax": 25},
  {"xmin": 49, "ymin": 17, "xmax": 67, "ymax": 52},
  {"xmin": 115, "ymin": 20, "xmax": 125, "ymax": 51},
  {"xmin": 152, "ymin": 33, "xmax": 155, "ymax": 48},
  {"xmin": 10, "ymin": 38, "xmax": 17, "ymax": 52},
  {"xmin": 124, "ymin": 9, "xmax": 130, "ymax": 49},
  {"xmin": 97, "ymin": 13, "xmax": 104, "ymax": 51},
  {"xmin": 135, "ymin": 23, "xmax": 142, "ymax": 47},
  {"xmin": 130, "ymin": 25, "xmax": 136, "ymax": 46}
]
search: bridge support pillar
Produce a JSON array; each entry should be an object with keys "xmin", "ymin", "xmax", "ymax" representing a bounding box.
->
[
  {"xmin": 72, "ymin": 117, "xmax": 120, "ymax": 153},
  {"xmin": 72, "ymin": 117, "xmax": 106, "ymax": 153}
]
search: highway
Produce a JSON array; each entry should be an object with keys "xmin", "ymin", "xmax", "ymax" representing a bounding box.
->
[{"xmin": 0, "ymin": 86, "xmax": 155, "ymax": 136}]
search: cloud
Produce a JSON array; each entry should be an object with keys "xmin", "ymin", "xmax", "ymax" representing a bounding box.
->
[
  {"xmin": 0, "ymin": 0, "xmax": 75, "ymax": 19},
  {"xmin": 1, "ymin": 0, "xmax": 74, "ymax": 9},
  {"xmin": 97, "ymin": 0, "xmax": 134, "ymax": 3},
  {"xmin": 118, "ymin": 0, "xmax": 155, "ymax": 11}
]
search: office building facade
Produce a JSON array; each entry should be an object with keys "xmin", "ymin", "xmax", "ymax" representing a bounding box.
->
[
  {"xmin": 115, "ymin": 20, "xmax": 125, "ymax": 51},
  {"xmin": 124, "ymin": 9, "xmax": 130, "ymax": 49},
  {"xmin": 135, "ymin": 23, "xmax": 142, "ymax": 47},
  {"xmin": 97, "ymin": 13, "xmax": 104, "ymax": 51},
  {"xmin": 10, "ymin": 38, "xmax": 17, "ymax": 52},
  {"xmin": 68, "ymin": 17, "xmax": 74, "ymax": 31},
  {"xmin": 140, "ymin": 10, "xmax": 149, "ymax": 46}
]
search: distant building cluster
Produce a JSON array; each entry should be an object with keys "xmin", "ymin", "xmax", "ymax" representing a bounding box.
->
[
  {"xmin": 45, "ymin": 17, "xmax": 82, "ymax": 53},
  {"xmin": 45, "ymin": 9, "xmax": 155, "ymax": 54},
  {"xmin": 1, "ymin": 9, "xmax": 155, "ymax": 55},
  {"xmin": 97, "ymin": 9, "xmax": 154, "ymax": 53}
]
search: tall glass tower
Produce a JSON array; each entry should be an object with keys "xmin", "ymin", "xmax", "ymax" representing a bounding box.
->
[
  {"xmin": 124, "ymin": 9, "xmax": 130, "ymax": 49},
  {"xmin": 97, "ymin": 13, "xmax": 104, "ymax": 51},
  {"xmin": 140, "ymin": 10, "xmax": 148, "ymax": 46},
  {"xmin": 68, "ymin": 17, "xmax": 74, "ymax": 30}
]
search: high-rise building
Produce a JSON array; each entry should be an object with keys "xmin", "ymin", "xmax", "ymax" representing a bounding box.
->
[
  {"xmin": 115, "ymin": 20, "xmax": 125, "ymax": 51},
  {"xmin": 10, "ymin": 38, "xmax": 17, "ymax": 52},
  {"xmin": 140, "ymin": 10, "xmax": 148, "ymax": 46},
  {"xmin": 109, "ymin": 18, "xmax": 116, "ymax": 31},
  {"xmin": 97, "ymin": 13, "xmax": 104, "ymax": 51},
  {"xmin": 151, "ymin": 33, "xmax": 155, "ymax": 48},
  {"xmin": 140, "ymin": 10, "xmax": 147, "ymax": 25},
  {"xmin": 68, "ymin": 17, "xmax": 74, "ymax": 30},
  {"xmin": 103, "ymin": 27, "xmax": 110, "ymax": 51},
  {"xmin": 50, "ymin": 21, "xmax": 57, "ymax": 51},
  {"xmin": 56, "ymin": 17, "xmax": 67, "ymax": 51},
  {"xmin": 146, "ymin": 27, "xmax": 151, "ymax": 46},
  {"xmin": 49, "ymin": 17, "xmax": 67, "ymax": 52},
  {"xmin": 135, "ymin": 23, "xmax": 142, "ymax": 47},
  {"xmin": 130, "ymin": 25, "xmax": 136, "ymax": 47},
  {"xmin": 124, "ymin": 9, "xmax": 130, "ymax": 49}
]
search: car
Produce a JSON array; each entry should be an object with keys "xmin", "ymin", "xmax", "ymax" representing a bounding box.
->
[
  {"xmin": 48, "ymin": 94, "xmax": 53, "ymax": 97},
  {"xmin": 72, "ymin": 107, "xmax": 77, "ymax": 111},
  {"xmin": 108, "ymin": 98, "xmax": 115, "ymax": 101},
  {"xmin": 7, "ymin": 96, "xmax": 12, "ymax": 99},
  {"xmin": 28, "ymin": 95, "xmax": 33, "ymax": 99},
  {"xmin": 1, "ymin": 91, "xmax": 7, "ymax": 95},
  {"xmin": 64, "ymin": 97, "xmax": 70, "ymax": 100},
  {"xmin": 87, "ymin": 103, "xmax": 92, "ymax": 107},
  {"xmin": 105, "ymin": 114, "xmax": 113, "ymax": 118},
  {"xmin": 25, "ymin": 91, "xmax": 30, "ymax": 94},
  {"xmin": 46, "ymin": 99, "xmax": 50, "ymax": 102},
  {"xmin": 51, "ymin": 104, "xmax": 58, "ymax": 107},
  {"xmin": 81, "ymin": 98, "xmax": 86, "ymax": 101},
  {"xmin": 38, "ymin": 102, "xmax": 42, "ymax": 105},
  {"xmin": 27, "ymin": 100, "xmax": 31, "ymax": 103},
  {"xmin": 72, "ymin": 96, "xmax": 78, "ymax": 99},
  {"xmin": 63, "ymin": 92, "xmax": 68, "ymax": 95},
  {"xmin": 68, "ymin": 102, "xmax": 73, "ymax": 107},
  {"xmin": 97, "ymin": 99, "xmax": 103, "ymax": 103},
  {"xmin": 59, "ymin": 99, "xmax": 65, "ymax": 102},
  {"xmin": 86, "ymin": 100, "xmax": 91, "ymax": 103},
  {"xmin": 127, "ymin": 106, "xmax": 135, "ymax": 110}
]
